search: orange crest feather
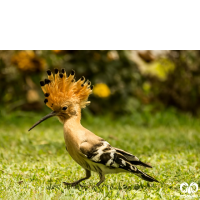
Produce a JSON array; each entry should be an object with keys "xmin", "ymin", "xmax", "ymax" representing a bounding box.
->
[{"xmin": 40, "ymin": 69, "xmax": 93, "ymax": 110}]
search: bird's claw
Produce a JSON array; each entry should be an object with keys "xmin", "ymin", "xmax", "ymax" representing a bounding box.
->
[
  {"xmin": 79, "ymin": 184, "xmax": 90, "ymax": 188},
  {"xmin": 63, "ymin": 182, "xmax": 79, "ymax": 187},
  {"xmin": 63, "ymin": 182, "xmax": 91, "ymax": 188}
]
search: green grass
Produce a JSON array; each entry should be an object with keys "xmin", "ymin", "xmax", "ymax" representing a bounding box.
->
[{"xmin": 0, "ymin": 109, "xmax": 200, "ymax": 199}]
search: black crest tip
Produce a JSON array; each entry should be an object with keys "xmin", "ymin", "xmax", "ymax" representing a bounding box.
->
[
  {"xmin": 54, "ymin": 68, "xmax": 59, "ymax": 74},
  {"xmin": 61, "ymin": 68, "xmax": 65, "ymax": 73},
  {"xmin": 47, "ymin": 70, "xmax": 51, "ymax": 76},
  {"xmin": 45, "ymin": 93, "xmax": 50, "ymax": 97},
  {"xmin": 59, "ymin": 73, "xmax": 63, "ymax": 78},
  {"xmin": 81, "ymin": 76, "xmax": 85, "ymax": 81},
  {"xmin": 90, "ymin": 85, "xmax": 94, "ymax": 90},
  {"xmin": 44, "ymin": 99, "xmax": 48, "ymax": 104},
  {"xmin": 45, "ymin": 79, "xmax": 51, "ymax": 84},
  {"xmin": 40, "ymin": 81, "xmax": 45, "ymax": 86},
  {"xmin": 70, "ymin": 69, "xmax": 75, "ymax": 75}
]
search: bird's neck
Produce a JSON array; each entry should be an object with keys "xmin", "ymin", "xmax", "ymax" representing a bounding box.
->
[
  {"xmin": 65, "ymin": 114, "xmax": 81, "ymax": 125},
  {"xmin": 63, "ymin": 107, "xmax": 84, "ymax": 149},
  {"xmin": 64, "ymin": 105, "xmax": 82, "ymax": 125}
]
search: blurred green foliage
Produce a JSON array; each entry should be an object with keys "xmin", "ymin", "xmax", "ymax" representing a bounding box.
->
[
  {"xmin": 147, "ymin": 51, "xmax": 200, "ymax": 115},
  {"xmin": 1, "ymin": 50, "xmax": 200, "ymax": 115}
]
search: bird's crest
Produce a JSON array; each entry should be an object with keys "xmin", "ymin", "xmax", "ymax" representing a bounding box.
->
[{"xmin": 40, "ymin": 69, "xmax": 93, "ymax": 111}]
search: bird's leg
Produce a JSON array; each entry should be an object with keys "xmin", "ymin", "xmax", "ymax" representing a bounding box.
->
[
  {"xmin": 63, "ymin": 169, "xmax": 91, "ymax": 186},
  {"xmin": 96, "ymin": 173, "xmax": 105, "ymax": 187}
]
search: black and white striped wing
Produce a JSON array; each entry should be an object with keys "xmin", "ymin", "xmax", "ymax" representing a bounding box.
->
[
  {"xmin": 80, "ymin": 140, "xmax": 119, "ymax": 168},
  {"xmin": 114, "ymin": 147, "xmax": 152, "ymax": 168},
  {"xmin": 80, "ymin": 140, "xmax": 158, "ymax": 182},
  {"xmin": 80, "ymin": 140, "xmax": 150, "ymax": 169}
]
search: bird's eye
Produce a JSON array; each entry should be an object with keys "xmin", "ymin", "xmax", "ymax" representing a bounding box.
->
[{"xmin": 62, "ymin": 106, "xmax": 67, "ymax": 110}]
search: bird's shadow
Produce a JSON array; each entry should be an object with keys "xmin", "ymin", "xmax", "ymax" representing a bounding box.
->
[
  {"xmin": 46, "ymin": 181, "xmax": 153, "ymax": 191},
  {"xmin": 104, "ymin": 182, "xmax": 152, "ymax": 191}
]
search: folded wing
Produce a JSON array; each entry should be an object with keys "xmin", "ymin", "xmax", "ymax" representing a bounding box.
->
[
  {"xmin": 80, "ymin": 140, "xmax": 158, "ymax": 182},
  {"xmin": 114, "ymin": 147, "xmax": 152, "ymax": 168}
]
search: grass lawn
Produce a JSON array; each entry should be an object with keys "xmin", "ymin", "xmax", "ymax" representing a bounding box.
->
[{"xmin": 0, "ymin": 109, "xmax": 200, "ymax": 199}]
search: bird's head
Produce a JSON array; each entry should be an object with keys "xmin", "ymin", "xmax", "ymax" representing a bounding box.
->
[{"xmin": 29, "ymin": 69, "xmax": 93, "ymax": 131}]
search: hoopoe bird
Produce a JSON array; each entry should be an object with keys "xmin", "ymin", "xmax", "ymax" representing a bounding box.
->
[{"xmin": 29, "ymin": 69, "xmax": 159, "ymax": 186}]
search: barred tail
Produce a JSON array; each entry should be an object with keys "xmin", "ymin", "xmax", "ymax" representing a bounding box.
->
[
  {"xmin": 119, "ymin": 162, "xmax": 159, "ymax": 182},
  {"xmin": 135, "ymin": 169, "xmax": 159, "ymax": 182},
  {"xmin": 129, "ymin": 160, "xmax": 152, "ymax": 168},
  {"xmin": 116, "ymin": 152, "xmax": 159, "ymax": 183}
]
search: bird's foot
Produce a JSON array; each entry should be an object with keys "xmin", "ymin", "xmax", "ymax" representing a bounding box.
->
[
  {"xmin": 79, "ymin": 184, "xmax": 90, "ymax": 188},
  {"xmin": 63, "ymin": 182, "xmax": 91, "ymax": 188},
  {"xmin": 63, "ymin": 181, "xmax": 80, "ymax": 187}
]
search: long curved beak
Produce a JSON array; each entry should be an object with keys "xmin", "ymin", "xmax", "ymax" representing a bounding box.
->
[{"xmin": 28, "ymin": 111, "xmax": 57, "ymax": 131}]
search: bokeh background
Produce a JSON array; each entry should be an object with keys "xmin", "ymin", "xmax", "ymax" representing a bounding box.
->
[{"xmin": 1, "ymin": 50, "xmax": 200, "ymax": 117}]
